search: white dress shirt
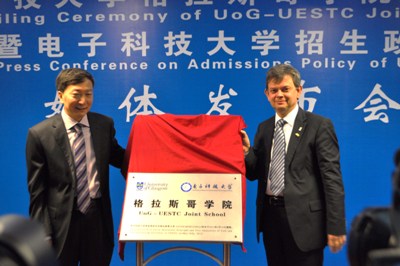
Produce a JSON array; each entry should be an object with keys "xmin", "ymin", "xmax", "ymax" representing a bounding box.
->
[
  {"xmin": 266, "ymin": 104, "xmax": 299, "ymax": 196},
  {"xmin": 61, "ymin": 110, "xmax": 101, "ymax": 199}
]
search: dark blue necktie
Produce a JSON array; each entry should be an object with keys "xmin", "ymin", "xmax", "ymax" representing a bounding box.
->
[{"xmin": 73, "ymin": 124, "xmax": 90, "ymax": 214}]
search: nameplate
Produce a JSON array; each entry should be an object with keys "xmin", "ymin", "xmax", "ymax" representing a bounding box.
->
[{"xmin": 119, "ymin": 172, "xmax": 243, "ymax": 243}]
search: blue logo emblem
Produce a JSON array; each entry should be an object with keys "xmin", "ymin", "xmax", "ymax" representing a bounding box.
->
[
  {"xmin": 136, "ymin": 182, "xmax": 144, "ymax": 190},
  {"xmin": 181, "ymin": 182, "xmax": 192, "ymax": 192}
]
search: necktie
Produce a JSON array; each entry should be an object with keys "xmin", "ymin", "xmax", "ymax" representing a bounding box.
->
[
  {"xmin": 73, "ymin": 124, "xmax": 91, "ymax": 214},
  {"xmin": 269, "ymin": 119, "xmax": 286, "ymax": 196}
]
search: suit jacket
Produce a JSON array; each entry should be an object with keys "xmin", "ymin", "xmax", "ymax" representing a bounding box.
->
[
  {"xmin": 26, "ymin": 112, "xmax": 125, "ymax": 257},
  {"xmin": 245, "ymin": 108, "xmax": 346, "ymax": 252}
]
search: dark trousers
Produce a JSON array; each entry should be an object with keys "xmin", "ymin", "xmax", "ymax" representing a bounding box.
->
[
  {"xmin": 262, "ymin": 200, "xmax": 323, "ymax": 266},
  {"xmin": 59, "ymin": 199, "xmax": 113, "ymax": 266}
]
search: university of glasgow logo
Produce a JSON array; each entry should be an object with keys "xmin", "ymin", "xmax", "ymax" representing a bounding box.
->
[{"xmin": 136, "ymin": 182, "xmax": 144, "ymax": 190}]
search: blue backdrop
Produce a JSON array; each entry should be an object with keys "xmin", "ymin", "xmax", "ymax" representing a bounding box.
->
[{"xmin": 1, "ymin": 0, "xmax": 400, "ymax": 265}]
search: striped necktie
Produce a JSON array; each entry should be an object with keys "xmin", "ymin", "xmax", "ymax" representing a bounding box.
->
[
  {"xmin": 73, "ymin": 123, "xmax": 91, "ymax": 214},
  {"xmin": 269, "ymin": 119, "xmax": 286, "ymax": 196}
]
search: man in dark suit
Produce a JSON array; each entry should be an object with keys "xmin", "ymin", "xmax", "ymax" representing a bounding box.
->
[
  {"xmin": 241, "ymin": 64, "xmax": 346, "ymax": 266},
  {"xmin": 26, "ymin": 68, "xmax": 125, "ymax": 266}
]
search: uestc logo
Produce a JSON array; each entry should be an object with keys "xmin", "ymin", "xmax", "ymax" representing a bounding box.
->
[{"xmin": 181, "ymin": 182, "xmax": 192, "ymax": 192}]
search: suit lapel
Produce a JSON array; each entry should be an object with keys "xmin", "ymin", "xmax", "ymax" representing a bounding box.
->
[
  {"xmin": 53, "ymin": 115, "xmax": 76, "ymax": 180},
  {"xmin": 265, "ymin": 118, "xmax": 275, "ymax": 159},
  {"xmin": 263, "ymin": 118, "xmax": 275, "ymax": 179},
  {"xmin": 87, "ymin": 113, "xmax": 103, "ymax": 176},
  {"xmin": 286, "ymin": 108, "xmax": 307, "ymax": 165}
]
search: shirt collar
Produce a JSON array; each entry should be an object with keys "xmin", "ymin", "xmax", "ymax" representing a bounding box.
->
[
  {"xmin": 275, "ymin": 104, "xmax": 299, "ymax": 127},
  {"xmin": 61, "ymin": 109, "xmax": 90, "ymax": 130}
]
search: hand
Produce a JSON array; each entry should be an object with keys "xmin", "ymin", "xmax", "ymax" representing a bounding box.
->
[
  {"xmin": 327, "ymin": 234, "xmax": 346, "ymax": 253},
  {"xmin": 240, "ymin": 130, "xmax": 250, "ymax": 155}
]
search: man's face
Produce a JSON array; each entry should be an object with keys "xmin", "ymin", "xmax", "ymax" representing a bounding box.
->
[
  {"xmin": 58, "ymin": 78, "xmax": 93, "ymax": 122},
  {"xmin": 265, "ymin": 74, "xmax": 302, "ymax": 118}
]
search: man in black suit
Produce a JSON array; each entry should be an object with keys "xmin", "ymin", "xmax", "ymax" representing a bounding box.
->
[
  {"xmin": 26, "ymin": 68, "xmax": 125, "ymax": 265},
  {"xmin": 241, "ymin": 64, "xmax": 346, "ymax": 266}
]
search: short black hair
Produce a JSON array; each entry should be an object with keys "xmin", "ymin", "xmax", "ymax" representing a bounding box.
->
[{"xmin": 56, "ymin": 68, "xmax": 94, "ymax": 92}]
